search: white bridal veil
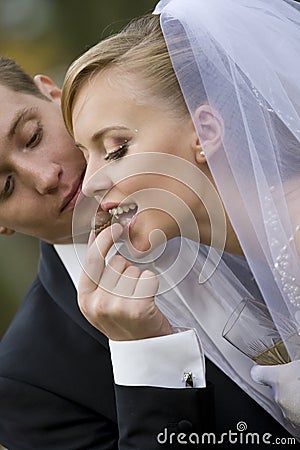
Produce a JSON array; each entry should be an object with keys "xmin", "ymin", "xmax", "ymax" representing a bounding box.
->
[
  {"xmin": 72, "ymin": 0, "xmax": 300, "ymax": 437},
  {"xmin": 152, "ymin": 0, "xmax": 300, "ymax": 437}
]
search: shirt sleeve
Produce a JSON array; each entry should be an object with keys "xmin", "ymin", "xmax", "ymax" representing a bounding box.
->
[{"xmin": 109, "ymin": 329, "xmax": 206, "ymax": 388}]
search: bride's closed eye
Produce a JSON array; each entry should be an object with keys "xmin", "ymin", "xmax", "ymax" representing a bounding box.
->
[{"xmin": 104, "ymin": 141, "xmax": 129, "ymax": 161}]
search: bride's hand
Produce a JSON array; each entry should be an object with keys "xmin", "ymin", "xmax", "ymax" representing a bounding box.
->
[
  {"xmin": 78, "ymin": 223, "xmax": 173, "ymax": 341},
  {"xmin": 251, "ymin": 360, "xmax": 300, "ymax": 427}
]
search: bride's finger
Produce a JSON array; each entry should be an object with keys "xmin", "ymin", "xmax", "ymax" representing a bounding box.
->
[
  {"xmin": 134, "ymin": 270, "xmax": 159, "ymax": 299},
  {"xmin": 79, "ymin": 223, "xmax": 123, "ymax": 294},
  {"xmin": 113, "ymin": 265, "xmax": 141, "ymax": 297},
  {"xmin": 100, "ymin": 254, "xmax": 131, "ymax": 291}
]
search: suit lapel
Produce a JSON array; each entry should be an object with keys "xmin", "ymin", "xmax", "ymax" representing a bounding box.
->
[{"xmin": 38, "ymin": 240, "xmax": 109, "ymax": 349}]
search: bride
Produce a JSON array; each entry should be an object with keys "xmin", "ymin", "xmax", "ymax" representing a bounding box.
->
[{"xmin": 62, "ymin": 0, "xmax": 300, "ymax": 438}]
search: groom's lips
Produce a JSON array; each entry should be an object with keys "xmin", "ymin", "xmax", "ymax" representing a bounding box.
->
[{"xmin": 60, "ymin": 171, "xmax": 85, "ymax": 213}]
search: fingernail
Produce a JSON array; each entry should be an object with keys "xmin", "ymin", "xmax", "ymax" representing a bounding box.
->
[
  {"xmin": 143, "ymin": 270, "xmax": 155, "ymax": 278},
  {"xmin": 111, "ymin": 223, "xmax": 123, "ymax": 240},
  {"xmin": 88, "ymin": 229, "xmax": 96, "ymax": 246}
]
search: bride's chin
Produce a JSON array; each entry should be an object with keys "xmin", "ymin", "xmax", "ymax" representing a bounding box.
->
[
  {"xmin": 126, "ymin": 214, "xmax": 174, "ymax": 256},
  {"xmin": 126, "ymin": 232, "xmax": 152, "ymax": 257},
  {"xmin": 125, "ymin": 226, "xmax": 166, "ymax": 258}
]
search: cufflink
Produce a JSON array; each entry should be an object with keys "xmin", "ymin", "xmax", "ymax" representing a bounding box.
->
[{"xmin": 183, "ymin": 371, "xmax": 194, "ymax": 388}]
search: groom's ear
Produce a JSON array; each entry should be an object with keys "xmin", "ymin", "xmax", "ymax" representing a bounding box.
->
[
  {"xmin": 0, "ymin": 226, "xmax": 15, "ymax": 236},
  {"xmin": 192, "ymin": 104, "xmax": 224, "ymax": 162},
  {"xmin": 33, "ymin": 75, "xmax": 62, "ymax": 104}
]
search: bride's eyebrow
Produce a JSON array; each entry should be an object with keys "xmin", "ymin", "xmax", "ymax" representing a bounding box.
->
[
  {"xmin": 74, "ymin": 125, "xmax": 130, "ymax": 151},
  {"xmin": 91, "ymin": 125, "xmax": 128, "ymax": 143},
  {"xmin": 7, "ymin": 107, "xmax": 38, "ymax": 140}
]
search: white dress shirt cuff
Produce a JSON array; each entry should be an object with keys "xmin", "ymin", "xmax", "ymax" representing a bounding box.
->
[{"xmin": 109, "ymin": 329, "xmax": 206, "ymax": 389}]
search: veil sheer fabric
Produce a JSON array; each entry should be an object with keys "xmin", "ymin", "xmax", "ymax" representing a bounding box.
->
[
  {"xmin": 71, "ymin": 0, "xmax": 300, "ymax": 436},
  {"xmin": 151, "ymin": 0, "xmax": 300, "ymax": 436}
]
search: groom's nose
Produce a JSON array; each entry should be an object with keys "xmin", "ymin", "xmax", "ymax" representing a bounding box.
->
[{"xmin": 20, "ymin": 159, "xmax": 62, "ymax": 194}]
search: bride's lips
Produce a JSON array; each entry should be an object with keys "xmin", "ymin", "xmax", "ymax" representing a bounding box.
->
[
  {"xmin": 60, "ymin": 172, "xmax": 85, "ymax": 213},
  {"xmin": 95, "ymin": 201, "xmax": 138, "ymax": 237},
  {"xmin": 101, "ymin": 201, "xmax": 138, "ymax": 232},
  {"xmin": 100, "ymin": 202, "xmax": 121, "ymax": 212}
]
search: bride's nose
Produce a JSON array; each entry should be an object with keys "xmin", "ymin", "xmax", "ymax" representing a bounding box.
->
[{"xmin": 82, "ymin": 160, "xmax": 113, "ymax": 198}]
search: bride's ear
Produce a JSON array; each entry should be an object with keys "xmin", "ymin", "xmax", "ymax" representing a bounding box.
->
[{"xmin": 191, "ymin": 105, "xmax": 224, "ymax": 163}]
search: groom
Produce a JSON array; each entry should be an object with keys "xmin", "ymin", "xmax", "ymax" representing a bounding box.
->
[{"xmin": 0, "ymin": 57, "xmax": 292, "ymax": 449}]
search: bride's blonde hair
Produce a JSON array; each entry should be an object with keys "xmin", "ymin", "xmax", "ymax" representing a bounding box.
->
[{"xmin": 61, "ymin": 13, "xmax": 189, "ymax": 136}]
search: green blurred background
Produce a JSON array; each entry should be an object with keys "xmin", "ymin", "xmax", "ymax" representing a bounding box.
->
[{"xmin": 0, "ymin": 0, "xmax": 157, "ymax": 338}]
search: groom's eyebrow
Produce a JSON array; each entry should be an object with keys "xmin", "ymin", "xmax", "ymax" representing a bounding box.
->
[{"xmin": 7, "ymin": 107, "xmax": 37, "ymax": 140}]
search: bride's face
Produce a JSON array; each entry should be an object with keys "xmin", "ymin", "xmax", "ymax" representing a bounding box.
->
[{"xmin": 72, "ymin": 69, "xmax": 221, "ymax": 254}]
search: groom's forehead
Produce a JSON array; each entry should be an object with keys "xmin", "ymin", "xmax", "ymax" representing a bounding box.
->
[
  {"xmin": 0, "ymin": 86, "xmax": 18, "ymax": 140},
  {"xmin": 0, "ymin": 85, "xmax": 35, "ymax": 140}
]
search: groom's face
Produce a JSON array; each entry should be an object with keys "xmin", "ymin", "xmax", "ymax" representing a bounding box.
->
[{"xmin": 0, "ymin": 81, "xmax": 86, "ymax": 244}]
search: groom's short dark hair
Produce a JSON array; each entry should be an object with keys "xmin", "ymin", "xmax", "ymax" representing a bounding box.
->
[{"xmin": 0, "ymin": 57, "xmax": 46, "ymax": 99}]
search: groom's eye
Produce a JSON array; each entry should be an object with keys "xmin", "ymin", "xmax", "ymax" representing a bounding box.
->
[
  {"xmin": 26, "ymin": 122, "xmax": 43, "ymax": 148},
  {"xmin": 0, "ymin": 175, "xmax": 14, "ymax": 200}
]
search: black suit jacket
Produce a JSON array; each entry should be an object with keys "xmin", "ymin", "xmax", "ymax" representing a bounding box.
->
[{"xmin": 0, "ymin": 242, "xmax": 292, "ymax": 449}]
